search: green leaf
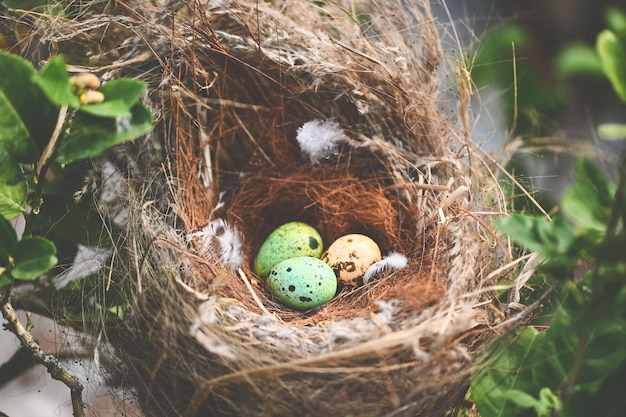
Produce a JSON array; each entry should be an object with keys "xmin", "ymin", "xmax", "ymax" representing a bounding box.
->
[
  {"xmin": 56, "ymin": 102, "xmax": 153, "ymax": 163},
  {"xmin": 597, "ymin": 30, "xmax": 626, "ymax": 102},
  {"xmin": 537, "ymin": 387, "xmax": 562, "ymax": 416},
  {"xmin": 500, "ymin": 388, "xmax": 560, "ymax": 417},
  {"xmin": 495, "ymin": 215, "xmax": 541, "ymax": 252},
  {"xmin": 38, "ymin": 193, "xmax": 119, "ymax": 247},
  {"xmin": 473, "ymin": 283, "xmax": 626, "ymax": 417},
  {"xmin": 561, "ymin": 158, "xmax": 613, "ymax": 234},
  {"xmin": 0, "ymin": 50, "xmax": 37, "ymax": 107},
  {"xmin": 597, "ymin": 123, "xmax": 626, "ymax": 140},
  {"xmin": 33, "ymin": 55, "xmax": 80, "ymax": 108},
  {"xmin": 0, "ymin": 215, "xmax": 18, "ymax": 264},
  {"xmin": 471, "ymin": 327, "xmax": 542, "ymax": 417},
  {"xmin": 11, "ymin": 236, "xmax": 57, "ymax": 280},
  {"xmin": 472, "ymin": 308, "xmax": 578, "ymax": 417},
  {"xmin": 98, "ymin": 78, "xmax": 147, "ymax": 107},
  {"xmin": 0, "ymin": 50, "xmax": 58, "ymax": 158},
  {"xmin": 79, "ymin": 99, "xmax": 132, "ymax": 118},
  {"xmin": 501, "ymin": 389, "xmax": 543, "ymax": 410},
  {"xmin": 0, "ymin": 275, "xmax": 11, "ymax": 287},
  {"xmin": 0, "ymin": 90, "xmax": 36, "ymax": 160},
  {"xmin": 556, "ymin": 44, "xmax": 604, "ymax": 78},
  {"xmin": 532, "ymin": 307, "xmax": 576, "ymax": 388},
  {"xmin": 0, "ymin": 158, "xmax": 27, "ymax": 219},
  {"xmin": 495, "ymin": 214, "xmax": 577, "ymax": 257},
  {"xmin": 595, "ymin": 236, "xmax": 626, "ymax": 263},
  {"xmin": 565, "ymin": 360, "xmax": 626, "ymax": 417},
  {"xmin": 108, "ymin": 304, "xmax": 126, "ymax": 319},
  {"xmin": 78, "ymin": 78, "xmax": 147, "ymax": 119},
  {"xmin": 605, "ymin": 6, "xmax": 626, "ymax": 36},
  {"xmin": 576, "ymin": 326, "xmax": 626, "ymax": 394}
]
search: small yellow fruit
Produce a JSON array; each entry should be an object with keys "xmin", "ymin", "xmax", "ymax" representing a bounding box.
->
[
  {"xmin": 70, "ymin": 73, "xmax": 101, "ymax": 91},
  {"xmin": 79, "ymin": 90, "xmax": 105, "ymax": 105}
]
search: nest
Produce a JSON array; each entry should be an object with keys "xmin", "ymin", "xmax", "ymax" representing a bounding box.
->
[{"xmin": 9, "ymin": 1, "xmax": 528, "ymax": 416}]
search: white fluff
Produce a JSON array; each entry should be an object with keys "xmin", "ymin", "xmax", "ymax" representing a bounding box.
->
[
  {"xmin": 374, "ymin": 300, "xmax": 401, "ymax": 324},
  {"xmin": 362, "ymin": 252, "xmax": 409, "ymax": 285},
  {"xmin": 296, "ymin": 119, "xmax": 346, "ymax": 164},
  {"xmin": 190, "ymin": 218, "xmax": 243, "ymax": 270}
]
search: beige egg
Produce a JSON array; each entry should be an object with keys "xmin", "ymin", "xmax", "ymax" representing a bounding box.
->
[{"xmin": 322, "ymin": 234, "xmax": 382, "ymax": 287}]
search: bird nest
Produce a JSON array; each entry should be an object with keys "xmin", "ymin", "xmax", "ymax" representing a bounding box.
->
[{"xmin": 11, "ymin": 0, "xmax": 531, "ymax": 416}]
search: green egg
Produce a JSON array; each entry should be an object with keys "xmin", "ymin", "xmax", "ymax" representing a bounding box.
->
[
  {"xmin": 253, "ymin": 222, "xmax": 323, "ymax": 279},
  {"xmin": 266, "ymin": 256, "xmax": 337, "ymax": 311}
]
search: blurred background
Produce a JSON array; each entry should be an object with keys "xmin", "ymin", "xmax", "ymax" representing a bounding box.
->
[
  {"xmin": 433, "ymin": 0, "xmax": 626, "ymax": 209},
  {"xmin": 2, "ymin": 0, "xmax": 626, "ymax": 416}
]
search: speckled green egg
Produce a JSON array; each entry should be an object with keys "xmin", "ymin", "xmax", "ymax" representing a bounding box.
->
[
  {"xmin": 266, "ymin": 256, "xmax": 337, "ymax": 311},
  {"xmin": 253, "ymin": 222, "xmax": 323, "ymax": 279}
]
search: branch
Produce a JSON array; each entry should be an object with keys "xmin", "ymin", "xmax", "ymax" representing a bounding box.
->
[{"xmin": 1, "ymin": 301, "xmax": 84, "ymax": 417}]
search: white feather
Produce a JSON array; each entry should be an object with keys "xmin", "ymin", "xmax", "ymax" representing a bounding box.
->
[
  {"xmin": 296, "ymin": 119, "xmax": 346, "ymax": 164},
  {"xmin": 191, "ymin": 218, "xmax": 243, "ymax": 270},
  {"xmin": 363, "ymin": 252, "xmax": 409, "ymax": 285}
]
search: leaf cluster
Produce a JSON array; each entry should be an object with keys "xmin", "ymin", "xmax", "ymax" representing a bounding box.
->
[
  {"xmin": 557, "ymin": 6, "xmax": 626, "ymax": 140},
  {"xmin": 470, "ymin": 8, "xmax": 626, "ymax": 416},
  {"xmin": 0, "ymin": 50, "xmax": 153, "ymax": 295},
  {"xmin": 471, "ymin": 156, "xmax": 626, "ymax": 417}
]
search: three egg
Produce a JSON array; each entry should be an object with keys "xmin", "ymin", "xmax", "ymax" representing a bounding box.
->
[{"xmin": 254, "ymin": 222, "xmax": 382, "ymax": 311}]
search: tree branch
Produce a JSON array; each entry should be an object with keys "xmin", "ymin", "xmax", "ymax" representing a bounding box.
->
[{"xmin": 1, "ymin": 301, "xmax": 84, "ymax": 417}]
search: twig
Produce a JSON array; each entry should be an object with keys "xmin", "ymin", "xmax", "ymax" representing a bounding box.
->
[
  {"xmin": 237, "ymin": 268, "xmax": 274, "ymax": 317},
  {"xmin": 1, "ymin": 301, "xmax": 84, "ymax": 417},
  {"xmin": 24, "ymin": 105, "xmax": 69, "ymax": 237},
  {"xmin": 37, "ymin": 105, "xmax": 68, "ymax": 177},
  {"xmin": 498, "ymin": 282, "xmax": 558, "ymax": 329},
  {"xmin": 506, "ymin": 41, "xmax": 519, "ymax": 143}
]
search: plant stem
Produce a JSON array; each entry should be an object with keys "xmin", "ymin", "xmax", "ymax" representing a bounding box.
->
[
  {"xmin": 23, "ymin": 105, "xmax": 68, "ymax": 237},
  {"xmin": 604, "ymin": 151, "xmax": 626, "ymax": 239},
  {"xmin": 1, "ymin": 301, "xmax": 85, "ymax": 417},
  {"xmin": 37, "ymin": 105, "xmax": 68, "ymax": 178}
]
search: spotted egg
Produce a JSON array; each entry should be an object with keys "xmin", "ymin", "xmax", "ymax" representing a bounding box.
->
[
  {"xmin": 266, "ymin": 256, "xmax": 337, "ymax": 311},
  {"xmin": 253, "ymin": 222, "xmax": 323, "ymax": 279},
  {"xmin": 322, "ymin": 234, "xmax": 382, "ymax": 287}
]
